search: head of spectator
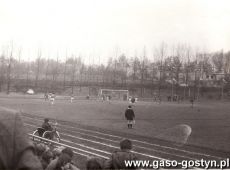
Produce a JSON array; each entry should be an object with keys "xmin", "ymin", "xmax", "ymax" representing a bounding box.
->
[
  {"xmin": 56, "ymin": 153, "xmax": 72, "ymax": 169},
  {"xmin": 104, "ymin": 139, "xmax": 136, "ymax": 169},
  {"xmin": 61, "ymin": 147, "xmax": 74, "ymax": 159},
  {"xmin": 128, "ymin": 105, "xmax": 132, "ymax": 109},
  {"xmin": 41, "ymin": 149, "xmax": 54, "ymax": 169},
  {"xmin": 86, "ymin": 157, "xmax": 103, "ymax": 170},
  {"xmin": 35, "ymin": 143, "xmax": 47, "ymax": 157},
  {"xmin": 52, "ymin": 146, "xmax": 65, "ymax": 158},
  {"xmin": 46, "ymin": 147, "xmax": 75, "ymax": 170},
  {"xmin": 120, "ymin": 139, "xmax": 132, "ymax": 151}
]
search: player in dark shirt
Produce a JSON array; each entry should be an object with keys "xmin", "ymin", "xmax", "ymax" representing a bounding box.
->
[{"xmin": 125, "ymin": 105, "xmax": 135, "ymax": 129}]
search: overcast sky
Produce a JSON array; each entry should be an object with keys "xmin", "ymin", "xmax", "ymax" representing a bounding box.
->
[{"xmin": 0, "ymin": 0, "xmax": 229, "ymax": 63}]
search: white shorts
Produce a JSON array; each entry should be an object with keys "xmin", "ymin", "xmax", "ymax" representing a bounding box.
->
[{"xmin": 127, "ymin": 120, "xmax": 135, "ymax": 124}]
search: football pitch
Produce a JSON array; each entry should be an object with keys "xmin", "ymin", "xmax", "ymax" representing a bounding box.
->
[{"xmin": 1, "ymin": 94, "xmax": 230, "ymax": 152}]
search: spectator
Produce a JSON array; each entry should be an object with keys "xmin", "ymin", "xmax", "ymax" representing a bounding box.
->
[
  {"xmin": 104, "ymin": 139, "xmax": 137, "ymax": 169},
  {"xmin": 62, "ymin": 148, "xmax": 74, "ymax": 158},
  {"xmin": 52, "ymin": 146, "xmax": 65, "ymax": 159},
  {"xmin": 86, "ymin": 157, "xmax": 103, "ymax": 170},
  {"xmin": 0, "ymin": 110, "xmax": 42, "ymax": 170},
  {"xmin": 61, "ymin": 161, "xmax": 80, "ymax": 170},
  {"xmin": 41, "ymin": 150, "xmax": 54, "ymax": 169},
  {"xmin": 125, "ymin": 105, "xmax": 135, "ymax": 129},
  {"xmin": 34, "ymin": 143, "xmax": 47, "ymax": 159},
  {"xmin": 46, "ymin": 147, "xmax": 79, "ymax": 170}
]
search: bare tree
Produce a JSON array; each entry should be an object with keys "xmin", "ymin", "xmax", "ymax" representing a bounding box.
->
[
  {"xmin": 79, "ymin": 63, "xmax": 85, "ymax": 91},
  {"xmin": 224, "ymin": 51, "xmax": 230, "ymax": 74},
  {"xmin": 131, "ymin": 56, "xmax": 140, "ymax": 82},
  {"xmin": 7, "ymin": 43, "xmax": 13, "ymax": 94},
  {"xmin": 193, "ymin": 51, "xmax": 200, "ymax": 100},
  {"xmin": 15, "ymin": 47, "xmax": 22, "ymax": 79},
  {"xmin": 26, "ymin": 60, "xmax": 31, "ymax": 91},
  {"xmin": 212, "ymin": 50, "xmax": 224, "ymax": 73},
  {"xmin": 35, "ymin": 49, "xmax": 42, "ymax": 88},
  {"xmin": 0, "ymin": 52, "xmax": 6, "ymax": 92},
  {"xmin": 49, "ymin": 54, "xmax": 60, "ymax": 91},
  {"xmin": 139, "ymin": 46, "xmax": 147, "ymax": 97},
  {"xmin": 68, "ymin": 56, "xmax": 77, "ymax": 94},
  {"xmin": 45, "ymin": 58, "xmax": 50, "ymax": 92},
  {"xmin": 63, "ymin": 51, "xmax": 68, "ymax": 90},
  {"xmin": 184, "ymin": 46, "xmax": 191, "ymax": 99},
  {"xmin": 117, "ymin": 54, "xmax": 129, "ymax": 87},
  {"xmin": 157, "ymin": 43, "xmax": 167, "ymax": 98},
  {"xmin": 173, "ymin": 46, "xmax": 183, "ymax": 95},
  {"xmin": 113, "ymin": 58, "xmax": 118, "ymax": 86}
]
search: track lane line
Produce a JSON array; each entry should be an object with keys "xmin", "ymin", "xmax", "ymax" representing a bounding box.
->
[
  {"xmin": 23, "ymin": 115, "xmax": 225, "ymax": 160},
  {"xmin": 26, "ymin": 123, "xmax": 168, "ymax": 161}
]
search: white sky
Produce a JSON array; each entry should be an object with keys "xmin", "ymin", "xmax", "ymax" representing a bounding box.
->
[{"xmin": 0, "ymin": 0, "xmax": 230, "ymax": 63}]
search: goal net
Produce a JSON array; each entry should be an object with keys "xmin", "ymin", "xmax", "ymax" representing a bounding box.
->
[{"xmin": 99, "ymin": 89, "xmax": 129, "ymax": 101}]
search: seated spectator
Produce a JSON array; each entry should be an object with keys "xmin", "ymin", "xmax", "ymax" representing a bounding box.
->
[
  {"xmin": 46, "ymin": 147, "xmax": 79, "ymax": 170},
  {"xmin": 62, "ymin": 162, "xmax": 80, "ymax": 170},
  {"xmin": 41, "ymin": 149, "xmax": 54, "ymax": 169},
  {"xmin": 52, "ymin": 146, "xmax": 65, "ymax": 159},
  {"xmin": 34, "ymin": 143, "xmax": 48, "ymax": 159},
  {"xmin": 86, "ymin": 157, "xmax": 104, "ymax": 170},
  {"xmin": 0, "ymin": 110, "xmax": 42, "ymax": 170},
  {"xmin": 104, "ymin": 139, "xmax": 137, "ymax": 169}
]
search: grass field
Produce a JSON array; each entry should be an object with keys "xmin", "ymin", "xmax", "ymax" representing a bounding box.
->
[{"xmin": 1, "ymin": 94, "xmax": 230, "ymax": 153}]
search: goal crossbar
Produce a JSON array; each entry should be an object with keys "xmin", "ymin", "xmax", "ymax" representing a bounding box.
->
[
  {"xmin": 100, "ymin": 89, "xmax": 129, "ymax": 92},
  {"xmin": 99, "ymin": 89, "xmax": 129, "ymax": 101}
]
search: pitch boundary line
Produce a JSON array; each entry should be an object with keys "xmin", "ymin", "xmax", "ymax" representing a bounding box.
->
[{"xmin": 61, "ymin": 138, "xmax": 111, "ymax": 155}]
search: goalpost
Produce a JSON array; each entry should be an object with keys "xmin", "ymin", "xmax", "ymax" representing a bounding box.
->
[{"xmin": 99, "ymin": 89, "xmax": 129, "ymax": 101}]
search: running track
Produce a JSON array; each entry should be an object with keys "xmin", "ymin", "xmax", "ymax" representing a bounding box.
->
[{"xmin": 21, "ymin": 112, "xmax": 230, "ymax": 169}]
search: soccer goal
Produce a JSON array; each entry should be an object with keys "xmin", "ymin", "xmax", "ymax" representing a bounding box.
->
[{"xmin": 99, "ymin": 89, "xmax": 129, "ymax": 101}]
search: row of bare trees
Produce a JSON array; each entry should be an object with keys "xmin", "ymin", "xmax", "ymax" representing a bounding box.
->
[{"xmin": 0, "ymin": 44, "xmax": 230, "ymax": 98}]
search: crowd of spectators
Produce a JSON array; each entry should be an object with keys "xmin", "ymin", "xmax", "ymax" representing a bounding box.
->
[
  {"xmin": 0, "ymin": 109, "xmax": 138, "ymax": 170},
  {"xmin": 34, "ymin": 138, "xmax": 137, "ymax": 170},
  {"xmin": 34, "ymin": 143, "xmax": 80, "ymax": 170}
]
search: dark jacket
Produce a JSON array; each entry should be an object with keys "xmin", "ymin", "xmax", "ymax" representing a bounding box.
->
[
  {"xmin": 42, "ymin": 122, "xmax": 53, "ymax": 131},
  {"xmin": 104, "ymin": 150, "xmax": 137, "ymax": 169},
  {"xmin": 125, "ymin": 109, "xmax": 135, "ymax": 120}
]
